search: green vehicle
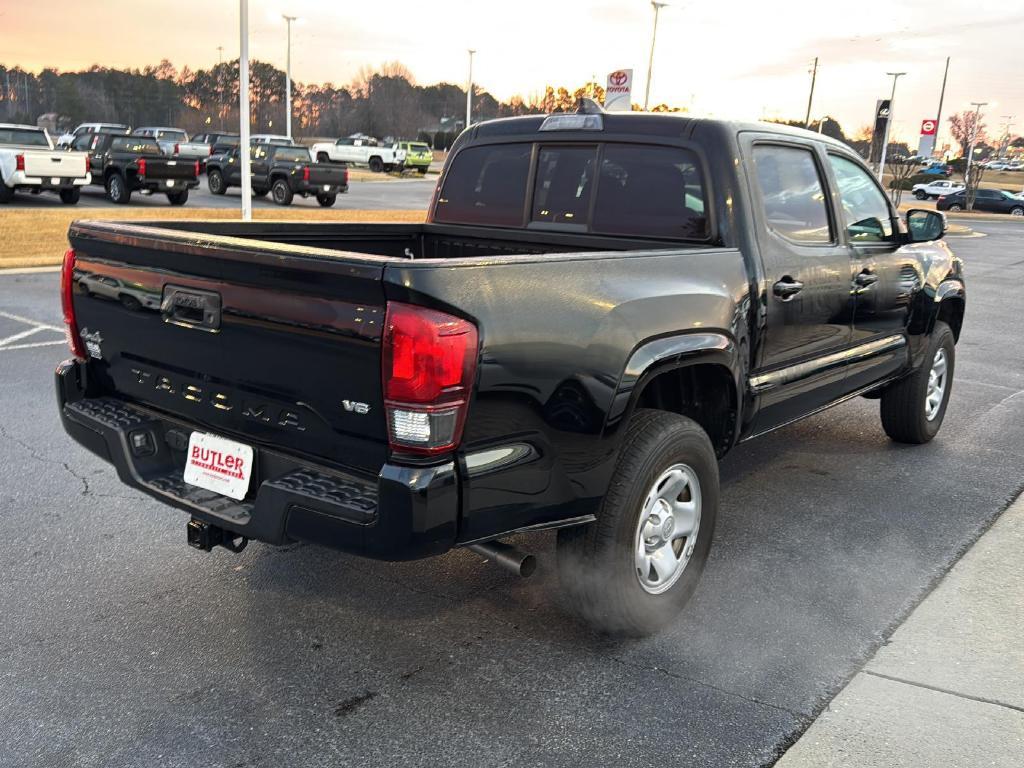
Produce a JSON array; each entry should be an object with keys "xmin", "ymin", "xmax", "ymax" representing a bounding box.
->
[{"xmin": 399, "ymin": 141, "xmax": 433, "ymax": 174}]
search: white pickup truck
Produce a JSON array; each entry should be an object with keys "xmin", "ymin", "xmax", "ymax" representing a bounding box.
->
[
  {"xmin": 912, "ymin": 179, "xmax": 965, "ymax": 200},
  {"xmin": 309, "ymin": 135, "xmax": 406, "ymax": 172},
  {"xmin": 0, "ymin": 124, "xmax": 90, "ymax": 204}
]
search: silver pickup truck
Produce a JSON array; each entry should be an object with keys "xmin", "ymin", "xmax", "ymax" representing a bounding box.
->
[{"xmin": 131, "ymin": 127, "xmax": 210, "ymax": 166}]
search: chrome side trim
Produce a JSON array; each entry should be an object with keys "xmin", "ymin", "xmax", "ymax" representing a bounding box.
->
[{"xmin": 749, "ymin": 334, "xmax": 906, "ymax": 394}]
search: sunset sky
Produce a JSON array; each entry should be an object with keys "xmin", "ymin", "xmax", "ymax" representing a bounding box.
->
[{"xmin": 2, "ymin": 0, "xmax": 1023, "ymax": 145}]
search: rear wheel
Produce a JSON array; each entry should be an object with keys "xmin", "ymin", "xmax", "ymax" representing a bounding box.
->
[
  {"xmin": 914, "ymin": 190, "xmax": 927, "ymax": 200},
  {"xmin": 105, "ymin": 173, "xmax": 130, "ymax": 204},
  {"xmin": 271, "ymin": 178, "xmax": 294, "ymax": 206},
  {"xmin": 167, "ymin": 189, "xmax": 189, "ymax": 206},
  {"xmin": 948, "ymin": 203, "xmax": 962, "ymax": 212},
  {"xmin": 1011, "ymin": 206, "xmax": 1024, "ymax": 217},
  {"xmin": 316, "ymin": 193, "xmax": 336, "ymax": 207},
  {"xmin": 880, "ymin": 321, "xmax": 955, "ymax": 444},
  {"xmin": 59, "ymin": 188, "xmax": 81, "ymax": 205},
  {"xmin": 557, "ymin": 409, "xmax": 718, "ymax": 636},
  {"xmin": 368, "ymin": 156, "xmax": 384, "ymax": 173},
  {"xmin": 417, "ymin": 166, "xmax": 428, "ymax": 175},
  {"xmin": 317, "ymin": 152, "xmax": 330, "ymax": 163},
  {"xmin": 207, "ymin": 169, "xmax": 226, "ymax": 195}
]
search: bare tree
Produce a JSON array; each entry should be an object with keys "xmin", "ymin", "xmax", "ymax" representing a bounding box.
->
[
  {"xmin": 948, "ymin": 111, "xmax": 987, "ymax": 159},
  {"xmin": 886, "ymin": 156, "xmax": 917, "ymax": 207},
  {"xmin": 964, "ymin": 163, "xmax": 986, "ymax": 211}
]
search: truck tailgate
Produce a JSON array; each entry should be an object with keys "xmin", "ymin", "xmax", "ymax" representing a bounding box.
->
[
  {"xmin": 307, "ymin": 164, "xmax": 347, "ymax": 186},
  {"xmin": 145, "ymin": 158, "xmax": 198, "ymax": 180},
  {"xmin": 23, "ymin": 150, "xmax": 88, "ymax": 178},
  {"xmin": 68, "ymin": 221, "xmax": 389, "ymax": 474}
]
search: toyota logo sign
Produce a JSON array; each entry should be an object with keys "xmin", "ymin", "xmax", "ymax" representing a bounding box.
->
[{"xmin": 610, "ymin": 71, "xmax": 628, "ymax": 87}]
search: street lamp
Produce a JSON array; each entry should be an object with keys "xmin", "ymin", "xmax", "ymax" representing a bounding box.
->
[
  {"xmin": 466, "ymin": 49, "xmax": 475, "ymax": 130},
  {"xmin": 877, "ymin": 71, "xmax": 906, "ymax": 176},
  {"xmin": 643, "ymin": 2, "xmax": 668, "ymax": 111},
  {"xmin": 239, "ymin": 0, "xmax": 252, "ymax": 221},
  {"xmin": 966, "ymin": 101, "xmax": 988, "ymax": 177},
  {"xmin": 282, "ymin": 14, "xmax": 298, "ymax": 139}
]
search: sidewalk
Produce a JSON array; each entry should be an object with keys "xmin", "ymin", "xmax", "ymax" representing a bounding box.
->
[{"xmin": 776, "ymin": 494, "xmax": 1024, "ymax": 767}]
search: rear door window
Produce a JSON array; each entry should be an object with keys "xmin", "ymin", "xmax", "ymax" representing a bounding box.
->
[
  {"xmin": 592, "ymin": 145, "xmax": 707, "ymax": 239},
  {"xmin": 435, "ymin": 143, "xmax": 531, "ymax": 226},
  {"xmin": 531, "ymin": 146, "xmax": 597, "ymax": 225}
]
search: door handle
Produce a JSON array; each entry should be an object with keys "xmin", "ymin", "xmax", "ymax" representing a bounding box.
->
[
  {"xmin": 773, "ymin": 277, "xmax": 804, "ymax": 301},
  {"xmin": 855, "ymin": 270, "xmax": 879, "ymax": 287}
]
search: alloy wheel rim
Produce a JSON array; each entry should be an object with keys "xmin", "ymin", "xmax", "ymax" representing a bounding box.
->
[
  {"xmin": 633, "ymin": 463, "xmax": 702, "ymax": 595},
  {"xmin": 925, "ymin": 347, "xmax": 948, "ymax": 421}
]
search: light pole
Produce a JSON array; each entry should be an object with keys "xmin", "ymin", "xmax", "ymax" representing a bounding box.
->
[
  {"xmin": 643, "ymin": 2, "xmax": 668, "ymax": 111},
  {"xmin": 816, "ymin": 116, "xmax": 831, "ymax": 134},
  {"xmin": 465, "ymin": 49, "xmax": 475, "ymax": 130},
  {"xmin": 877, "ymin": 71, "xmax": 906, "ymax": 176},
  {"xmin": 998, "ymin": 115, "xmax": 1014, "ymax": 158},
  {"xmin": 282, "ymin": 14, "xmax": 298, "ymax": 139},
  {"xmin": 216, "ymin": 46, "xmax": 224, "ymax": 129},
  {"xmin": 239, "ymin": 0, "xmax": 252, "ymax": 221},
  {"xmin": 966, "ymin": 101, "xmax": 988, "ymax": 178},
  {"xmin": 804, "ymin": 57, "xmax": 818, "ymax": 129}
]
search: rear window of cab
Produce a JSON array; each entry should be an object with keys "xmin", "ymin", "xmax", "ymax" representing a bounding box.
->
[{"xmin": 434, "ymin": 142, "xmax": 708, "ymax": 240}]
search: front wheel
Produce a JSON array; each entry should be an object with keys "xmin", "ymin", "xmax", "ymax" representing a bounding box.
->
[
  {"xmin": 417, "ymin": 166, "xmax": 428, "ymax": 175},
  {"xmin": 106, "ymin": 173, "xmax": 130, "ymax": 204},
  {"xmin": 167, "ymin": 189, "xmax": 189, "ymax": 206},
  {"xmin": 59, "ymin": 188, "xmax": 81, "ymax": 205},
  {"xmin": 207, "ymin": 169, "xmax": 226, "ymax": 195},
  {"xmin": 880, "ymin": 321, "xmax": 955, "ymax": 444},
  {"xmin": 557, "ymin": 409, "xmax": 718, "ymax": 636},
  {"xmin": 1010, "ymin": 206, "xmax": 1024, "ymax": 217},
  {"xmin": 271, "ymin": 178, "xmax": 294, "ymax": 206},
  {"xmin": 316, "ymin": 193, "xmax": 337, "ymax": 207},
  {"xmin": 914, "ymin": 190, "xmax": 927, "ymax": 200}
]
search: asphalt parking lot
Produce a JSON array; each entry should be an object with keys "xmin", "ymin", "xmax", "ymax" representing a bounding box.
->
[
  {"xmin": 1, "ymin": 220, "xmax": 1023, "ymax": 767},
  {"xmin": 3, "ymin": 175, "xmax": 437, "ymax": 211}
]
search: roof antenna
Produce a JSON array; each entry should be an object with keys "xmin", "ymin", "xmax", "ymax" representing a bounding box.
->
[{"xmin": 575, "ymin": 97, "xmax": 606, "ymax": 115}]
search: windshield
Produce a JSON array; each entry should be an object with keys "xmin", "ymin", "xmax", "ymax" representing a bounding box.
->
[
  {"xmin": 0, "ymin": 128, "xmax": 50, "ymax": 147},
  {"xmin": 275, "ymin": 147, "xmax": 312, "ymax": 163},
  {"xmin": 111, "ymin": 137, "xmax": 162, "ymax": 155}
]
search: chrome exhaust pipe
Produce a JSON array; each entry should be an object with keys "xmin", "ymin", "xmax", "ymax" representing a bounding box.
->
[{"xmin": 467, "ymin": 541, "xmax": 537, "ymax": 578}]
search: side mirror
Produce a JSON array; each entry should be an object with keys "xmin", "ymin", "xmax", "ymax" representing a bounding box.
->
[{"xmin": 906, "ymin": 209, "xmax": 946, "ymax": 242}]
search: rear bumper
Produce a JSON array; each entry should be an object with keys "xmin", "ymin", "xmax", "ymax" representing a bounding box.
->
[
  {"xmin": 56, "ymin": 360, "xmax": 458, "ymax": 560},
  {"xmin": 137, "ymin": 177, "xmax": 200, "ymax": 192},
  {"xmin": 295, "ymin": 180, "xmax": 348, "ymax": 196},
  {"xmin": 9, "ymin": 172, "xmax": 90, "ymax": 188}
]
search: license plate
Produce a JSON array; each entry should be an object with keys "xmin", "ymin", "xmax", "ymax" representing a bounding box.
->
[
  {"xmin": 166, "ymin": 179, "xmax": 175, "ymax": 187},
  {"xmin": 323, "ymin": 184, "xmax": 331, "ymax": 191},
  {"xmin": 183, "ymin": 432, "xmax": 253, "ymax": 501},
  {"xmin": 51, "ymin": 177, "xmax": 60, "ymax": 185}
]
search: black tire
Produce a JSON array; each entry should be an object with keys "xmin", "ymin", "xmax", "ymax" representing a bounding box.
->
[
  {"xmin": 271, "ymin": 178, "xmax": 294, "ymax": 206},
  {"xmin": 253, "ymin": 188, "xmax": 269, "ymax": 197},
  {"xmin": 106, "ymin": 173, "xmax": 130, "ymax": 204},
  {"xmin": 0, "ymin": 176, "xmax": 13, "ymax": 203},
  {"xmin": 167, "ymin": 189, "xmax": 189, "ymax": 206},
  {"xmin": 417, "ymin": 166, "xmax": 428, "ymax": 175},
  {"xmin": 317, "ymin": 152, "xmax": 330, "ymax": 163},
  {"xmin": 556, "ymin": 409, "xmax": 718, "ymax": 636},
  {"xmin": 207, "ymin": 169, "xmax": 226, "ymax": 195},
  {"xmin": 880, "ymin": 321, "xmax": 955, "ymax": 444},
  {"xmin": 316, "ymin": 193, "xmax": 337, "ymax": 207},
  {"xmin": 914, "ymin": 190, "xmax": 927, "ymax": 200},
  {"xmin": 59, "ymin": 188, "xmax": 81, "ymax": 205},
  {"xmin": 948, "ymin": 203, "xmax": 962, "ymax": 212},
  {"xmin": 1010, "ymin": 206, "xmax": 1024, "ymax": 217},
  {"xmin": 118, "ymin": 294, "xmax": 142, "ymax": 312},
  {"xmin": 368, "ymin": 156, "xmax": 384, "ymax": 173}
]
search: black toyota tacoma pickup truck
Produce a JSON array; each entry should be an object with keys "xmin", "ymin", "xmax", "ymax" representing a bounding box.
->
[
  {"xmin": 57, "ymin": 105, "xmax": 965, "ymax": 634},
  {"xmin": 206, "ymin": 143, "xmax": 348, "ymax": 206},
  {"xmin": 71, "ymin": 131, "xmax": 199, "ymax": 205}
]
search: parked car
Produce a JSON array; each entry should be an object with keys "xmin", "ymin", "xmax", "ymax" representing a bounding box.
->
[
  {"xmin": 937, "ymin": 188, "xmax": 1024, "ymax": 215},
  {"xmin": 249, "ymin": 134, "xmax": 295, "ymax": 147},
  {"xmin": 397, "ymin": 141, "xmax": 433, "ymax": 174},
  {"xmin": 912, "ymin": 179, "xmax": 965, "ymax": 200},
  {"xmin": 310, "ymin": 135, "xmax": 406, "ymax": 172},
  {"xmin": 57, "ymin": 107, "xmax": 964, "ymax": 635},
  {"xmin": 0, "ymin": 123, "xmax": 90, "ymax": 204},
  {"xmin": 921, "ymin": 162, "xmax": 953, "ymax": 177},
  {"xmin": 191, "ymin": 131, "xmax": 241, "ymax": 160},
  {"xmin": 206, "ymin": 143, "xmax": 348, "ymax": 205},
  {"xmin": 56, "ymin": 123, "xmax": 129, "ymax": 148},
  {"xmin": 985, "ymin": 160, "xmax": 1011, "ymax": 171},
  {"xmin": 1006, "ymin": 161, "xmax": 1024, "ymax": 171},
  {"xmin": 71, "ymin": 131, "xmax": 199, "ymax": 205},
  {"xmin": 76, "ymin": 272, "xmax": 161, "ymax": 311},
  {"xmin": 131, "ymin": 127, "xmax": 209, "ymax": 165}
]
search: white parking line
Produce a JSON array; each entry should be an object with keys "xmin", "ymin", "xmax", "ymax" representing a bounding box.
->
[
  {"xmin": 0, "ymin": 339, "xmax": 65, "ymax": 352},
  {"xmin": 0, "ymin": 310, "xmax": 65, "ymax": 352},
  {"xmin": 0, "ymin": 310, "xmax": 63, "ymax": 333}
]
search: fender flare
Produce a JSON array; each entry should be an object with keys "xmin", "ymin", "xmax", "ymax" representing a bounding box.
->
[
  {"xmin": 931, "ymin": 278, "xmax": 966, "ymax": 335},
  {"xmin": 603, "ymin": 331, "xmax": 742, "ymax": 437}
]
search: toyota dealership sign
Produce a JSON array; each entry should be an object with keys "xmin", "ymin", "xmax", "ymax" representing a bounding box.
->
[
  {"xmin": 918, "ymin": 118, "xmax": 938, "ymax": 158},
  {"xmin": 605, "ymin": 69, "xmax": 633, "ymax": 111}
]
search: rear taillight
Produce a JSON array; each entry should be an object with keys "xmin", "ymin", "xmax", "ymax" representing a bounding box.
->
[
  {"xmin": 194, "ymin": 160, "xmax": 200, "ymax": 177},
  {"xmin": 61, "ymin": 249, "xmax": 86, "ymax": 360},
  {"xmin": 15, "ymin": 154, "xmax": 24, "ymax": 172},
  {"xmin": 209, "ymin": 144, "xmax": 215, "ymax": 156},
  {"xmin": 382, "ymin": 302, "xmax": 478, "ymax": 455},
  {"xmin": 137, "ymin": 158, "xmax": 147, "ymax": 177},
  {"xmin": 173, "ymin": 142, "xmax": 180, "ymax": 154},
  {"xmin": 937, "ymin": 195, "xmax": 946, "ymax": 202},
  {"xmin": 343, "ymin": 168, "xmax": 349, "ymax": 186},
  {"xmin": 303, "ymin": 165, "xmax": 310, "ymax": 182}
]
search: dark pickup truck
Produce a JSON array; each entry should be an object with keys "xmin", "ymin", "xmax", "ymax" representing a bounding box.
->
[
  {"xmin": 56, "ymin": 105, "xmax": 965, "ymax": 635},
  {"xmin": 71, "ymin": 131, "xmax": 199, "ymax": 205},
  {"xmin": 206, "ymin": 143, "xmax": 348, "ymax": 206}
]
